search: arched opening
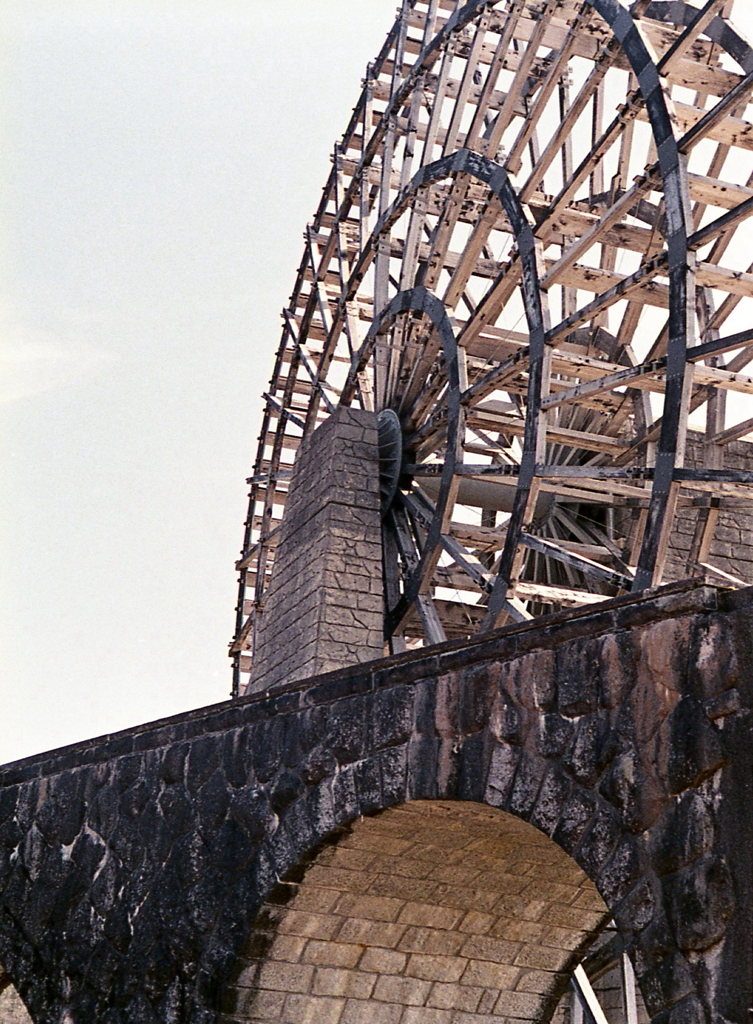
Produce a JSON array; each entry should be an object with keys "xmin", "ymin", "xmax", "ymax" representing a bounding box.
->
[
  {"xmin": 0, "ymin": 963, "xmax": 32, "ymax": 1024},
  {"xmin": 221, "ymin": 802, "xmax": 649, "ymax": 1022}
]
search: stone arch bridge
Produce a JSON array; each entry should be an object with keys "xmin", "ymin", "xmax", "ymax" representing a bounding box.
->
[{"xmin": 0, "ymin": 580, "xmax": 750, "ymax": 1024}]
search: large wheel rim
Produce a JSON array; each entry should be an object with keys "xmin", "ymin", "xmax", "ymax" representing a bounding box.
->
[{"xmin": 233, "ymin": 0, "xmax": 753, "ymax": 681}]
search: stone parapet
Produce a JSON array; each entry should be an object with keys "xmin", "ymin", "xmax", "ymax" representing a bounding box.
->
[
  {"xmin": 248, "ymin": 406, "xmax": 384, "ymax": 694},
  {"xmin": 0, "ymin": 580, "xmax": 750, "ymax": 1024}
]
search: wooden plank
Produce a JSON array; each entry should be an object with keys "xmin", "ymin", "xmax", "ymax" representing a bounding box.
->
[
  {"xmin": 636, "ymin": 99, "xmax": 753, "ymax": 153},
  {"xmin": 468, "ymin": 405, "xmax": 628, "ymax": 454},
  {"xmin": 484, "ymin": 0, "xmax": 561, "ymax": 158},
  {"xmin": 657, "ymin": 0, "xmax": 728, "ymax": 74},
  {"xmin": 532, "ymin": 470, "xmax": 655, "ymax": 501},
  {"xmin": 520, "ymin": 35, "xmax": 621, "ymax": 204},
  {"xmin": 514, "ymin": 581, "xmax": 607, "ymax": 606},
  {"xmin": 542, "ymin": 175, "xmax": 656, "ymax": 288},
  {"xmin": 506, "ymin": 8, "xmax": 586, "ymax": 175},
  {"xmin": 708, "ymin": 415, "xmax": 753, "ymax": 444},
  {"xmin": 442, "ymin": 10, "xmax": 493, "ymax": 156},
  {"xmin": 687, "ymin": 326, "xmax": 753, "ymax": 362},
  {"xmin": 665, "ymin": 55, "xmax": 743, "ymax": 98},
  {"xmin": 697, "ymin": 262, "xmax": 753, "ymax": 298},
  {"xmin": 641, "ymin": 16, "xmax": 728, "ymax": 72},
  {"xmin": 676, "ymin": 479, "xmax": 753, "ymax": 501},
  {"xmin": 518, "ymin": 533, "xmax": 632, "ymax": 590},
  {"xmin": 462, "ymin": 350, "xmax": 528, "ymax": 405},
  {"xmin": 546, "ymin": 252, "xmax": 670, "ymax": 343},
  {"xmin": 547, "ymin": 260, "xmax": 669, "ymax": 307},
  {"xmin": 679, "ymin": 69, "xmax": 753, "ymax": 153},
  {"xmin": 541, "ymin": 359, "xmax": 666, "ymax": 410},
  {"xmin": 691, "ymin": 363, "xmax": 753, "ymax": 394},
  {"xmin": 573, "ymin": 965, "xmax": 610, "ymax": 1024},
  {"xmin": 541, "ymin": 351, "xmax": 753, "ymax": 407},
  {"xmin": 675, "ymin": 467, "xmax": 753, "ymax": 484},
  {"xmin": 688, "ymin": 173, "xmax": 753, "ymax": 211},
  {"xmin": 426, "ymin": 599, "xmax": 486, "ymax": 638},
  {"xmin": 537, "ymin": 200, "xmax": 653, "ymax": 253},
  {"xmin": 699, "ymin": 561, "xmax": 746, "ymax": 586}
]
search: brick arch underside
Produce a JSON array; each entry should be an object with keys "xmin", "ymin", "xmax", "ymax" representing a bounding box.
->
[
  {"xmin": 223, "ymin": 801, "xmax": 639, "ymax": 1024},
  {"xmin": 0, "ymin": 964, "xmax": 32, "ymax": 1024}
]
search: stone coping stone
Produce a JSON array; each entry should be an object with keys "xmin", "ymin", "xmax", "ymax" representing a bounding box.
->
[{"xmin": 0, "ymin": 578, "xmax": 747, "ymax": 787}]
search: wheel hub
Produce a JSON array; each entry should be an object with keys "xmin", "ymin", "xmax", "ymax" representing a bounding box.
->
[{"xmin": 377, "ymin": 409, "xmax": 402, "ymax": 517}]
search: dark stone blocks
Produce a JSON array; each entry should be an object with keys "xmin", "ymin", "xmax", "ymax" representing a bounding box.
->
[
  {"xmin": 666, "ymin": 697, "xmax": 726, "ymax": 795},
  {"xmin": 663, "ymin": 855, "xmax": 735, "ymax": 953},
  {"xmin": 0, "ymin": 583, "xmax": 748, "ymax": 1022}
]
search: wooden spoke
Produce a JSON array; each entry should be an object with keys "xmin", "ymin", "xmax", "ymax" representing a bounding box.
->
[{"xmin": 232, "ymin": 0, "xmax": 753, "ymax": 690}]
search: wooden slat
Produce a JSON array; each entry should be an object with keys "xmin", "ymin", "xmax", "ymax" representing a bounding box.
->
[
  {"xmin": 514, "ymin": 581, "xmax": 607, "ymax": 606},
  {"xmin": 637, "ymin": 100, "xmax": 753, "ymax": 153},
  {"xmin": 468, "ymin": 404, "xmax": 628, "ymax": 453},
  {"xmin": 688, "ymin": 173, "xmax": 753, "ymax": 211},
  {"xmin": 708, "ymin": 415, "xmax": 753, "ymax": 444},
  {"xmin": 697, "ymin": 262, "xmax": 753, "ymax": 298}
]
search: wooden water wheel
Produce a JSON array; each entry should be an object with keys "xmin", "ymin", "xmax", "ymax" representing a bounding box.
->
[{"xmin": 232, "ymin": 0, "xmax": 753, "ymax": 690}]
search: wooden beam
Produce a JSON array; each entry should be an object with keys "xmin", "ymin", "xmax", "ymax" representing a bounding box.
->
[
  {"xmin": 514, "ymin": 581, "xmax": 607, "ymax": 606},
  {"xmin": 518, "ymin": 532, "xmax": 632, "ymax": 590},
  {"xmin": 541, "ymin": 358, "xmax": 666, "ymax": 410},
  {"xmin": 688, "ymin": 172, "xmax": 753, "ymax": 210},
  {"xmin": 541, "ymin": 175, "xmax": 656, "ymax": 288},
  {"xmin": 678, "ymin": 69, "xmax": 753, "ymax": 153},
  {"xmin": 657, "ymin": 0, "xmax": 728, "ymax": 74},
  {"xmin": 708, "ymin": 415, "xmax": 753, "ymax": 445}
]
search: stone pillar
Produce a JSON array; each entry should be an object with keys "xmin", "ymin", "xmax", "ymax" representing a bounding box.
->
[{"xmin": 247, "ymin": 406, "xmax": 384, "ymax": 694}]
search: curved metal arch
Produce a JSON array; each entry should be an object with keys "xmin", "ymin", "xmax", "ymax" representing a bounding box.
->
[
  {"xmin": 506, "ymin": 0, "xmax": 692, "ymax": 593},
  {"xmin": 589, "ymin": 0, "xmax": 693, "ymax": 591},
  {"xmin": 338, "ymin": 147, "xmax": 546, "ymax": 361}
]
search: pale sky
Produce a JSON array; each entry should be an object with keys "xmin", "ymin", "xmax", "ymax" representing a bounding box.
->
[
  {"xmin": 3, "ymin": 3, "xmax": 753, "ymax": 766},
  {"xmin": 0, "ymin": 1, "xmax": 396, "ymax": 764}
]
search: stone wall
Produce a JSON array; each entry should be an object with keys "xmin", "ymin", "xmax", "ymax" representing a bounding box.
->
[
  {"xmin": 651, "ymin": 433, "xmax": 753, "ymax": 585},
  {"xmin": 248, "ymin": 406, "xmax": 384, "ymax": 694},
  {"xmin": 0, "ymin": 580, "xmax": 750, "ymax": 1023}
]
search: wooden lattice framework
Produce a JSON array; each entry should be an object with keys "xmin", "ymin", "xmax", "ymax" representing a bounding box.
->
[{"xmin": 231, "ymin": 0, "xmax": 753, "ymax": 697}]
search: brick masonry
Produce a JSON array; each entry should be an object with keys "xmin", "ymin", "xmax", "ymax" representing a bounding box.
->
[
  {"xmin": 617, "ymin": 433, "xmax": 753, "ymax": 587},
  {"xmin": 224, "ymin": 801, "xmax": 609, "ymax": 1023},
  {"xmin": 0, "ymin": 580, "xmax": 750, "ymax": 1023},
  {"xmin": 0, "ymin": 968, "xmax": 32, "ymax": 1024},
  {"xmin": 248, "ymin": 406, "xmax": 384, "ymax": 694},
  {"xmin": 664, "ymin": 436, "xmax": 753, "ymax": 584}
]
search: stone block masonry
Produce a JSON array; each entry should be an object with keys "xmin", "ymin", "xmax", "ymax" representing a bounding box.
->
[
  {"xmin": 224, "ymin": 802, "xmax": 610, "ymax": 1024},
  {"xmin": 0, "ymin": 970, "xmax": 32, "ymax": 1024},
  {"xmin": 664, "ymin": 435, "xmax": 753, "ymax": 584},
  {"xmin": 615, "ymin": 433, "xmax": 753, "ymax": 587},
  {"xmin": 0, "ymin": 580, "xmax": 750, "ymax": 1022},
  {"xmin": 249, "ymin": 406, "xmax": 384, "ymax": 694}
]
